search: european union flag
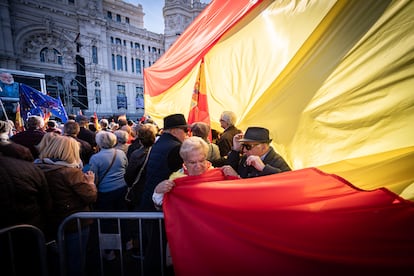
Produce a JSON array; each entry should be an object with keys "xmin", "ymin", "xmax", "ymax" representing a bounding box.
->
[{"xmin": 19, "ymin": 83, "xmax": 68, "ymax": 122}]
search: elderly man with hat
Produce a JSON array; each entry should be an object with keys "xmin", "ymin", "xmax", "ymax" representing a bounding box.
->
[
  {"xmin": 139, "ymin": 113, "xmax": 189, "ymax": 211},
  {"xmin": 223, "ymin": 127, "xmax": 291, "ymax": 178},
  {"xmin": 138, "ymin": 113, "xmax": 189, "ymax": 274}
]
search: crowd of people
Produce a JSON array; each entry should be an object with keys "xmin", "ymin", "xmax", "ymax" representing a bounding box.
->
[{"xmin": 0, "ymin": 110, "xmax": 292, "ymax": 275}]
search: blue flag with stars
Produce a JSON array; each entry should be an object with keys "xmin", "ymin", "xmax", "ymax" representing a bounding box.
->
[{"xmin": 19, "ymin": 83, "xmax": 68, "ymax": 122}]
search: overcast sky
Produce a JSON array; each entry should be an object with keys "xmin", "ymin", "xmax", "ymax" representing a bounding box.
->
[{"xmin": 124, "ymin": 0, "xmax": 211, "ymax": 34}]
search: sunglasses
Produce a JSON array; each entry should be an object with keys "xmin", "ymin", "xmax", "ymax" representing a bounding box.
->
[
  {"xmin": 241, "ymin": 143, "xmax": 259, "ymax": 151},
  {"xmin": 179, "ymin": 127, "xmax": 190, "ymax": 133}
]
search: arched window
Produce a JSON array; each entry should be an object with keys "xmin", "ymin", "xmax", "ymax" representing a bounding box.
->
[{"xmin": 40, "ymin": 47, "xmax": 63, "ymax": 65}]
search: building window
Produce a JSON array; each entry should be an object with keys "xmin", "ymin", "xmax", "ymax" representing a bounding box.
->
[
  {"xmin": 141, "ymin": 44, "xmax": 144, "ymax": 51},
  {"xmin": 117, "ymin": 84, "xmax": 125, "ymax": 93},
  {"xmin": 136, "ymin": 86, "xmax": 144, "ymax": 109},
  {"xmin": 124, "ymin": 56, "xmax": 128, "ymax": 72},
  {"xmin": 131, "ymin": 58, "xmax": 134, "ymax": 73},
  {"xmin": 135, "ymin": 59, "xmax": 141, "ymax": 74},
  {"xmin": 116, "ymin": 14, "xmax": 121, "ymax": 22},
  {"xmin": 135, "ymin": 43, "xmax": 140, "ymax": 49},
  {"xmin": 116, "ymin": 55, "xmax": 123, "ymax": 71},
  {"xmin": 115, "ymin": 38, "xmax": 121, "ymax": 45},
  {"xmin": 110, "ymin": 37, "xmax": 114, "ymax": 44},
  {"xmin": 148, "ymin": 46, "xmax": 151, "ymax": 52},
  {"xmin": 117, "ymin": 85, "xmax": 127, "ymax": 109},
  {"xmin": 92, "ymin": 46, "xmax": 98, "ymax": 64},
  {"xmin": 107, "ymin": 11, "xmax": 112, "ymax": 19},
  {"xmin": 111, "ymin": 54, "xmax": 115, "ymax": 70},
  {"xmin": 40, "ymin": 47, "xmax": 63, "ymax": 65},
  {"xmin": 126, "ymin": 17, "xmax": 130, "ymax": 24},
  {"xmin": 68, "ymin": 0, "xmax": 75, "ymax": 4},
  {"xmin": 123, "ymin": 40, "xmax": 126, "ymax": 46},
  {"xmin": 130, "ymin": 41, "xmax": 133, "ymax": 48},
  {"xmin": 95, "ymin": 89, "xmax": 101, "ymax": 104}
]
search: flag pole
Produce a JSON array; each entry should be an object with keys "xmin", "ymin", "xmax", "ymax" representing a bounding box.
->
[{"xmin": 0, "ymin": 97, "xmax": 10, "ymax": 121}]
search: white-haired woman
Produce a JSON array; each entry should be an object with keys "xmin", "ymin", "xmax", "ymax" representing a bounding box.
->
[
  {"xmin": 89, "ymin": 131, "xmax": 128, "ymax": 210},
  {"xmin": 152, "ymin": 136, "xmax": 212, "ymax": 207},
  {"xmin": 114, "ymin": 129, "xmax": 130, "ymax": 153}
]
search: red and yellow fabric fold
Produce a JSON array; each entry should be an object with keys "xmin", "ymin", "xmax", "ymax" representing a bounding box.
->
[
  {"xmin": 164, "ymin": 168, "xmax": 414, "ymax": 275},
  {"xmin": 144, "ymin": 0, "xmax": 414, "ymax": 200}
]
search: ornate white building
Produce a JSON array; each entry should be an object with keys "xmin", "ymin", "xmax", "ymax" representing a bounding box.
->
[{"xmin": 0, "ymin": 0, "xmax": 206, "ymax": 120}]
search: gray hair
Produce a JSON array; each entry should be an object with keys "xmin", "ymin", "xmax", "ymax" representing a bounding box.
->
[
  {"xmin": 99, "ymin": 119, "xmax": 109, "ymax": 128},
  {"xmin": 220, "ymin": 111, "xmax": 237, "ymax": 126},
  {"xmin": 114, "ymin": 129, "xmax": 129, "ymax": 144},
  {"xmin": 27, "ymin": 115, "xmax": 44, "ymax": 129},
  {"xmin": 179, "ymin": 136, "xmax": 209, "ymax": 161},
  {"xmin": 190, "ymin": 122, "xmax": 210, "ymax": 141},
  {"xmin": 96, "ymin": 131, "xmax": 117, "ymax": 149}
]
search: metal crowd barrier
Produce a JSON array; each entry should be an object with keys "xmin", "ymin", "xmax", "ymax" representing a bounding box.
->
[
  {"xmin": 0, "ymin": 224, "xmax": 49, "ymax": 276},
  {"xmin": 57, "ymin": 212, "xmax": 165, "ymax": 276}
]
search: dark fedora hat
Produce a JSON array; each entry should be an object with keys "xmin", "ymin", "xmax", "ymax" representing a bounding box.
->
[
  {"xmin": 163, "ymin": 113, "xmax": 188, "ymax": 129},
  {"xmin": 239, "ymin": 127, "xmax": 272, "ymax": 143}
]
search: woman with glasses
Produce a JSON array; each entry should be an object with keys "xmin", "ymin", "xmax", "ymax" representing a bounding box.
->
[
  {"xmin": 222, "ymin": 126, "xmax": 291, "ymax": 178},
  {"xmin": 152, "ymin": 136, "xmax": 213, "ymax": 207}
]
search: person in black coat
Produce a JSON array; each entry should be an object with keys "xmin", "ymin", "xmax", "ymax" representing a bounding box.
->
[
  {"xmin": 224, "ymin": 127, "xmax": 291, "ymax": 178},
  {"xmin": 139, "ymin": 113, "xmax": 188, "ymax": 275},
  {"xmin": 139, "ymin": 114, "xmax": 188, "ymax": 211},
  {"xmin": 0, "ymin": 155, "xmax": 51, "ymax": 230},
  {"xmin": 76, "ymin": 115, "xmax": 97, "ymax": 150},
  {"xmin": 124, "ymin": 123, "xmax": 157, "ymax": 209},
  {"xmin": 63, "ymin": 120, "xmax": 94, "ymax": 166},
  {"xmin": 10, "ymin": 115, "xmax": 46, "ymax": 158},
  {"xmin": 0, "ymin": 155, "xmax": 52, "ymax": 276}
]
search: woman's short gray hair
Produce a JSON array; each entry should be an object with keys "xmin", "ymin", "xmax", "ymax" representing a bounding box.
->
[
  {"xmin": 179, "ymin": 136, "xmax": 209, "ymax": 161},
  {"xmin": 114, "ymin": 130, "xmax": 129, "ymax": 144},
  {"xmin": 96, "ymin": 131, "xmax": 117, "ymax": 149}
]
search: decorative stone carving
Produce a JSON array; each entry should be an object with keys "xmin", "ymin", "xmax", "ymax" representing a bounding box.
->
[{"xmin": 21, "ymin": 32, "xmax": 75, "ymax": 66}]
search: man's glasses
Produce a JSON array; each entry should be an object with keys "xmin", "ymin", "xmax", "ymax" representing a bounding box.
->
[
  {"xmin": 241, "ymin": 143, "xmax": 259, "ymax": 151},
  {"xmin": 179, "ymin": 127, "xmax": 190, "ymax": 133}
]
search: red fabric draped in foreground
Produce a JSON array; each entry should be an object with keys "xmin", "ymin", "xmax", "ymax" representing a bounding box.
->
[{"xmin": 164, "ymin": 168, "xmax": 414, "ymax": 276}]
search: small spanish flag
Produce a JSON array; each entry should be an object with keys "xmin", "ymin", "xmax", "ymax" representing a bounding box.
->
[
  {"xmin": 15, "ymin": 102, "xmax": 24, "ymax": 132},
  {"xmin": 188, "ymin": 58, "xmax": 211, "ymax": 140}
]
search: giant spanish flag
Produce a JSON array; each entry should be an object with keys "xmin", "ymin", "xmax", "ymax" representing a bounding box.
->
[
  {"xmin": 145, "ymin": 0, "xmax": 414, "ymax": 273},
  {"xmin": 144, "ymin": 0, "xmax": 414, "ymax": 200}
]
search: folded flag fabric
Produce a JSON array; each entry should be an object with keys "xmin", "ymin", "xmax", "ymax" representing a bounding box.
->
[{"xmin": 164, "ymin": 167, "xmax": 414, "ymax": 276}]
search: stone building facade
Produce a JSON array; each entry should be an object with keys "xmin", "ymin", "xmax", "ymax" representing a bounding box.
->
[{"xmin": 0, "ymin": 0, "xmax": 207, "ymax": 120}]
